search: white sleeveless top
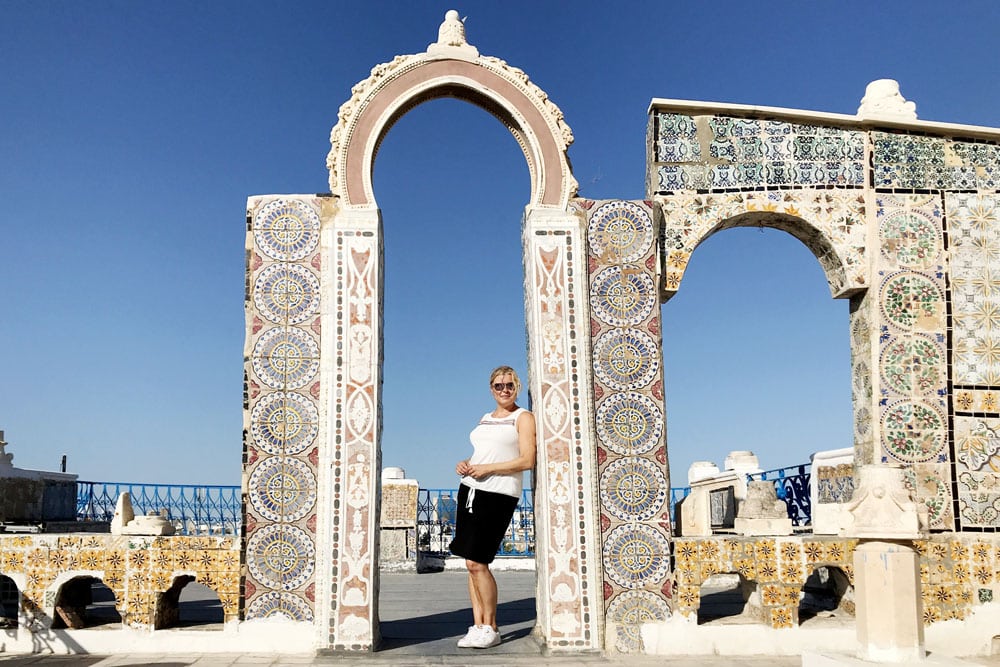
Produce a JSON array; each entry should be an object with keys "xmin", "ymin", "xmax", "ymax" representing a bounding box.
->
[{"xmin": 461, "ymin": 407, "xmax": 527, "ymax": 498}]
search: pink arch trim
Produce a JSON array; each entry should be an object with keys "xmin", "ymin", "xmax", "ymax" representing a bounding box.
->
[{"xmin": 342, "ymin": 59, "xmax": 570, "ymax": 208}]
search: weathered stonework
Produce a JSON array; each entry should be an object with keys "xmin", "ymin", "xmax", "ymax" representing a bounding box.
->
[
  {"xmin": 0, "ymin": 534, "xmax": 240, "ymax": 630},
  {"xmin": 650, "ymin": 98, "xmax": 1000, "ymax": 536}
]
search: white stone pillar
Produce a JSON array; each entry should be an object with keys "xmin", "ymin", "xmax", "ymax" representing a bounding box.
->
[
  {"xmin": 843, "ymin": 464, "xmax": 927, "ymax": 663},
  {"xmin": 854, "ymin": 540, "xmax": 923, "ymax": 663},
  {"xmin": 317, "ymin": 205, "xmax": 383, "ymax": 650},
  {"xmin": 523, "ymin": 207, "xmax": 602, "ymax": 651}
]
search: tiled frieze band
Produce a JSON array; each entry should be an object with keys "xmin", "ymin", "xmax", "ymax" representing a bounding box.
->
[
  {"xmin": 651, "ymin": 113, "xmax": 865, "ymax": 192},
  {"xmin": 873, "ymin": 133, "xmax": 1000, "ymax": 190},
  {"xmin": 874, "ymin": 193, "xmax": 953, "ymax": 529},
  {"xmin": 523, "ymin": 212, "xmax": 601, "ymax": 650},
  {"xmin": 656, "ymin": 190, "xmax": 866, "ymax": 300},
  {"xmin": 245, "ymin": 196, "xmax": 323, "ymax": 622},
  {"xmin": 578, "ymin": 199, "xmax": 671, "ymax": 653}
]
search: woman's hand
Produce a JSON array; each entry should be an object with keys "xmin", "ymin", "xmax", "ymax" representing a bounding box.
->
[
  {"xmin": 464, "ymin": 464, "xmax": 491, "ymax": 480},
  {"xmin": 457, "ymin": 459, "xmax": 491, "ymax": 479}
]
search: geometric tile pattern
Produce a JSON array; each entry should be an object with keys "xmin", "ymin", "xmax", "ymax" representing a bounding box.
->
[
  {"xmin": 0, "ymin": 534, "xmax": 240, "ymax": 630},
  {"xmin": 672, "ymin": 534, "xmax": 1000, "ymax": 628},
  {"xmin": 651, "ymin": 107, "xmax": 1000, "ymax": 535},
  {"xmin": 579, "ymin": 199, "xmax": 671, "ymax": 653},
  {"xmin": 948, "ymin": 194, "xmax": 1000, "ymax": 529},
  {"xmin": 674, "ymin": 536, "xmax": 857, "ymax": 628},
  {"xmin": 524, "ymin": 215, "xmax": 602, "ymax": 650},
  {"xmin": 244, "ymin": 196, "xmax": 323, "ymax": 622},
  {"xmin": 873, "ymin": 133, "xmax": 1000, "ymax": 190},
  {"xmin": 948, "ymin": 193, "xmax": 1000, "ymax": 387},
  {"xmin": 954, "ymin": 417, "xmax": 1000, "ymax": 527},
  {"xmin": 850, "ymin": 290, "xmax": 876, "ymax": 464},
  {"xmin": 652, "ymin": 114, "xmax": 865, "ymax": 192},
  {"xmin": 656, "ymin": 190, "xmax": 867, "ymax": 299},
  {"xmin": 816, "ymin": 464, "xmax": 855, "ymax": 504},
  {"xmin": 874, "ymin": 193, "xmax": 953, "ymax": 530}
]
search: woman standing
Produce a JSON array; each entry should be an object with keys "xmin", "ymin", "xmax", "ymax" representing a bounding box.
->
[{"xmin": 450, "ymin": 365, "xmax": 536, "ymax": 649}]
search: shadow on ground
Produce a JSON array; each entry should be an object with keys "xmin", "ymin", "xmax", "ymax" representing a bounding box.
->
[{"xmin": 378, "ymin": 596, "xmax": 537, "ymax": 654}]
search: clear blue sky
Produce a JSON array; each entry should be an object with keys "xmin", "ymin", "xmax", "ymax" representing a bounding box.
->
[{"xmin": 2, "ymin": 1, "xmax": 997, "ymax": 489}]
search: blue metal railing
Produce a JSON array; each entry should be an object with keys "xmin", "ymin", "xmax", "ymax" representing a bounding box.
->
[
  {"xmin": 749, "ymin": 464, "xmax": 812, "ymax": 527},
  {"xmin": 75, "ymin": 471, "xmax": 800, "ymax": 545},
  {"xmin": 670, "ymin": 485, "xmax": 691, "ymax": 527},
  {"xmin": 418, "ymin": 486, "xmax": 695, "ymax": 557},
  {"xmin": 76, "ymin": 481, "xmax": 242, "ymax": 536},
  {"xmin": 417, "ymin": 488, "xmax": 535, "ymax": 557}
]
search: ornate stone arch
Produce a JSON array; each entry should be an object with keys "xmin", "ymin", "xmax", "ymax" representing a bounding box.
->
[
  {"xmin": 306, "ymin": 12, "xmax": 602, "ymax": 654},
  {"xmin": 655, "ymin": 190, "xmax": 868, "ymax": 300},
  {"xmin": 326, "ymin": 11, "xmax": 577, "ymax": 210}
]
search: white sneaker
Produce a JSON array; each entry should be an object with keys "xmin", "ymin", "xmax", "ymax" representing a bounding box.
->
[
  {"xmin": 456, "ymin": 625, "xmax": 478, "ymax": 648},
  {"xmin": 468, "ymin": 624, "xmax": 501, "ymax": 649}
]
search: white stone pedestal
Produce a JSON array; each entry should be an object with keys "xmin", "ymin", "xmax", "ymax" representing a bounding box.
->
[{"xmin": 853, "ymin": 540, "xmax": 924, "ymax": 663}]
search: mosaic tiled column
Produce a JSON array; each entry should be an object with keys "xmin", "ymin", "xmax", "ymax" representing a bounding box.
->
[
  {"xmin": 319, "ymin": 206, "xmax": 382, "ymax": 649},
  {"xmin": 873, "ymin": 193, "xmax": 953, "ymax": 529},
  {"xmin": 244, "ymin": 196, "xmax": 324, "ymax": 624},
  {"xmin": 522, "ymin": 208, "xmax": 602, "ymax": 651},
  {"xmin": 849, "ymin": 289, "xmax": 876, "ymax": 465},
  {"xmin": 579, "ymin": 199, "xmax": 671, "ymax": 653},
  {"xmin": 948, "ymin": 193, "xmax": 1000, "ymax": 528}
]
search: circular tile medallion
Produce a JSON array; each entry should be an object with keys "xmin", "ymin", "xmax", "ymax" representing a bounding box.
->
[
  {"xmin": 591, "ymin": 266, "xmax": 656, "ymax": 327},
  {"xmin": 881, "ymin": 399, "xmax": 946, "ymax": 464},
  {"xmin": 879, "ymin": 334, "xmax": 944, "ymax": 396},
  {"xmin": 246, "ymin": 590, "xmax": 314, "ymax": 622},
  {"xmin": 251, "ymin": 392, "xmax": 319, "ymax": 455},
  {"xmin": 253, "ymin": 263, "xmax": 320, "ymax": 325},
  {"xmin": 254, "ymin": 199, "xmax": 320, "ymax": 261},
  {"xmin": 252, "ymin": 327, "xmax": 320, "ymax": 389},
  {"xmin": 879, "ymin": 211, "xmax": 941, "ymax": 269},
  {"xmin": 593, "ymin": 329, "xmax": 660, "ymax": 391},
  {"xmin": 602, "ymin": 523, "xmax": 670, "ymax": 589},
  {"xmin": 606, "ymin": 590, "xmax": 670, "ymax": 652},
  {"xmin": 879, "ymin": 271, "xmax": 943, "ymax": 331},
  {"xmin": 246, "ymin": 524, "xmax": 315, "ymax": 591},
  {"xmin": 596, "ymin": 392, "xmax": 662, "ymax": 455},
  {"xmin": 600, "ymin": 457, "xmax": 667, "ymax": 521},
  {"xmin": 248, "ymin": 456, "xmax": 317, "ymax": 522},
  {"xmin": 588, "ymin": 201, "xmax": 654, "ymax": 264}
]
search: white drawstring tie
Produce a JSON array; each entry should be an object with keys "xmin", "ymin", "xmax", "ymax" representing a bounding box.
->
[{"xmin": 466, "ymin": 487, "xmax": 476, "ymax": 514}]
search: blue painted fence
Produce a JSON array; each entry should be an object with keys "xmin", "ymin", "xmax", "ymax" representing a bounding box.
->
[
  {"xmin": 76, "ymin": 481, "xmax": 242, "ymax": 536},
  {"xmin": 76, "ymin": 463, "xmax": 812, "ymax": 545},
  {"xmin": 750, "ymin": 463, "xmax": 812, "ymax": 527}
]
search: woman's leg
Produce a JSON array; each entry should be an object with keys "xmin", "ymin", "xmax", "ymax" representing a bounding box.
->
[{"xmin": 466, "ymin": 559, "xmax": 498, "ymax": 629}]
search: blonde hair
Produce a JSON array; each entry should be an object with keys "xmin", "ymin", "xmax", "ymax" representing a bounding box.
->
[{"xmin": 489, "ymin": 365, "xmax": 522, "ymax": 395}]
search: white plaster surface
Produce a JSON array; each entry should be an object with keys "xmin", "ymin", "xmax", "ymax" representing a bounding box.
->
[
  {"xmin": 0, "ymin": 620, "xmax": 316, "ymax": 655},
  {"xmin": 803, "ymin": 650, "xmax": 972, "ymax": 666}
]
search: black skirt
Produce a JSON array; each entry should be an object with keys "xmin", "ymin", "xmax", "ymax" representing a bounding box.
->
[{"xmin": 449, "ymin": 483, "xmax": 520, "ymax": 565}]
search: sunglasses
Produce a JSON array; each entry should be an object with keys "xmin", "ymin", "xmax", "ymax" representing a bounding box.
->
[{"xmin": 492, "ymin": 382, "xmax": 516, "ymax": 392}]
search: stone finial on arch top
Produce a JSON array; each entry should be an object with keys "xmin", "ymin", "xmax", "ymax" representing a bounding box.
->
[
  {"xmin": 857, "ymin": 78, "xmax": 918, "ymax": 121},
  {"xmin": 326, "ymin": 10, "xmax": 577, "ymax": 209},
  {"xmin": 427, "ymin": 9, "xmax": 479, "ymax": 58}
]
